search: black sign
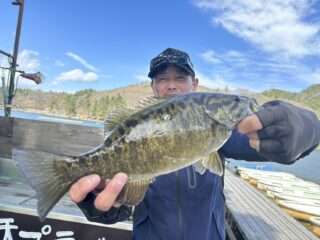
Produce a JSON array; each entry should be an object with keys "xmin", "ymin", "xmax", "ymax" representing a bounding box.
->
[{"xmin": 0, "ymin": 210, "xmax": 132, "ymax": 240}]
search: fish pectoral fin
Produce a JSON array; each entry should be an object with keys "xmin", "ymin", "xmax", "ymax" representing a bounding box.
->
[
  {"xmin": 201, "ymin": 152, "xmax": 224, "ymax": 176},
  {"xmin": 193, "ymin": 161, "xmax": 207, "ymax": 175},
  {"xmin": 203, "ymin": 105, "xmax": 233, "ymax": 130},
  {"xmin": 116, "ymin": 178, "xmax": 153, "ymax": 206}
]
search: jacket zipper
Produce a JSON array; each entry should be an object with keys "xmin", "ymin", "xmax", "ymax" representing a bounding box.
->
[{"xmin": 176, "ymin": 171, "xmax": 184, "ymax": 240}]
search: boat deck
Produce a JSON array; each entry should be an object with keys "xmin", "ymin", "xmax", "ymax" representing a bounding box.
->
[{"xmin": 224, "ymin": 169, "xmax": 318, "ymax": 240}]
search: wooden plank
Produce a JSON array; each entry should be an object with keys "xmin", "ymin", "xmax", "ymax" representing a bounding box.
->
[{"xmin": 224, "ymin": 169, "xmax": 318, "ymax": 240}]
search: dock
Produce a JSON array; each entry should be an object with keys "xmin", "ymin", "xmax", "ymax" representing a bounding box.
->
[{"xmin": 224, "ymin": 168, "xmax": 319, "ymax": 239}]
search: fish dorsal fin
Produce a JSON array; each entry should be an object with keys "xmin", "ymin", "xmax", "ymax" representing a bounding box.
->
[
  {"xmin": 103, "ymin": 96, "xmax": 165, "ymax": 135},
  {"xmin": 135, "ymin": 96, "xmax": 165, "ymax": 111},
  {"xmin": 104, "ymin": 108, "xmax": 135, "ymax": 135}
]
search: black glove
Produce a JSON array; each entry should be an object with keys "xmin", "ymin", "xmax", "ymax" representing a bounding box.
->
[
  {"xmin": 77, "ymin": 192, "xmax": 132, "ymax": 224},
  {"xmin": 255, "ymin": 100, "xmax": 320, "ymax": 164}
]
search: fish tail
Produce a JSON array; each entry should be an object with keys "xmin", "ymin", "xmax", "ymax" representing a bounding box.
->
[{"xmin": 13, "ymin": 149, "xmax": 75, "ymax": 221}]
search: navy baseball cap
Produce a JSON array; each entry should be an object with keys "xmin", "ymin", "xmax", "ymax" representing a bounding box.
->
[{"xmin": 148, "ymin": 48, "xmax": 195, "ymax": 78}]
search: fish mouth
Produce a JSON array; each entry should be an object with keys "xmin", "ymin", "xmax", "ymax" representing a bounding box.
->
[{"xmin": 249, "ymin": 98, "xmax": 259, "ymax": 113}]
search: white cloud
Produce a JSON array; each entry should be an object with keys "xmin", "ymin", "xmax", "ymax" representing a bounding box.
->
[
  {"xmin": 0, "ymin": 49, "xmax": 41, "ymax": 88},
  {"xmin": 66, "ymin": 52, "xmax": 97, "ymax": 71},
  {"xmin": 200, "ymin": 50, "xmax": 222, "ymax": 64},
  {"xmin": 196, "ymin": 71, "xmax": 235, "ymax": 90},
  {"xmin": 0, "ymin": 55, "xmax": 9, "ymax": 68},
  {"xmin": 15, "ymin": 49, "xmax": 41, "ymax": 88},
  {"xmin": 195, "ymin": 0, "xmax": 320, "ymax": 58},
  {"xmin": 135, "ymin": 74, "xmax": 150, "ymax": 82},
  {"xmin": 18, "ymin": 49, "xmax": 40, "ymax": 73},
  {"xmin": 55, "ymin": 60, "xmax": 65, "ymax": 67},
  {"xmin": 56, "ymin": 69, "xmax": 98, "ymax": 82},
  {"xmin": 300, "ymin": 68, "xmax": 320, "ymax": 84},
  {"xmin": 198, "ymin": 48, "xmax": 316, "ymax": 90}
]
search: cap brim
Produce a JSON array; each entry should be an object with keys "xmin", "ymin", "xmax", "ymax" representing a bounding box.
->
[{"xmin": 148, "ymin": 63, "xmax": 194, "ymax": 78}]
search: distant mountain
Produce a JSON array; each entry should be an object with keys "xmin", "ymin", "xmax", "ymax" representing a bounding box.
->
[
  {"xmin": 0, "ymin": 83, "xmax": 319, "ymax": 120},
  {"xmin": 262, "ymin": 84, "xmax": 320, "ymax": 117}
]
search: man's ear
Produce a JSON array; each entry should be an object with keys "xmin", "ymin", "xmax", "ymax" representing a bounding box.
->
[
  {"xmin": 192, "ymin": 77, "xmax": 199, "ymax": 91},
  {"xmin": 151, "ymin": 79, "xmax": 159, "ymax": 97}
]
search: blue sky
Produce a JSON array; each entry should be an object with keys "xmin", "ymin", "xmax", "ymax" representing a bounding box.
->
[{"xmin": 1, "ymin": 0, "xmax": 320, "ymax": 93}]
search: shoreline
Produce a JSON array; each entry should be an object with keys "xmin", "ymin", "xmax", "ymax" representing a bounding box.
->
[{"xmin": 0, "ymin": 107, "xmax": 103, "ymax": 123}]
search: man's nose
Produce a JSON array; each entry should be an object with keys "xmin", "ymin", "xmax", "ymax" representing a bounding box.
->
[{"xmin": 167, "ymin": 79, "xmax": 177, "ymax": 89}]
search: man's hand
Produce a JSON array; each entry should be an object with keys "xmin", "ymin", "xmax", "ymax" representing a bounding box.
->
[
  {"xmin": 237, "ymin": 100, "xmax": 320, "ymax": 163},
  {"xmin": 237, "ymin": 114, "xmax": 262, "ymax": 151},
  {"xmin": 69, "ymin": 173, "xmax": 128, "ymax": 211}
]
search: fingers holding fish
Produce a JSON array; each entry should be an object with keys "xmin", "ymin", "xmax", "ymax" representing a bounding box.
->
[
  {"xmin": 69, "ymin": 174, "xmax": 101, "ymax": 203},
  {"xmin": 237, "ymin": 114, "xmax": 263, "ymax": 135},
  {"xmin": 94, "ymin": 172, "xmax": 128, "ymax": 211},
  {"xmin": 249, "ymin": 138, "xmax": 260, "ymax": 152}
]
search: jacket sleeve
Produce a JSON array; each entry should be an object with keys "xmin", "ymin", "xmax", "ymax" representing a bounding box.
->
[
  {"xmin": 77, "ymin": 192, "xmax": 132, "ymax": 224},
  {"xmin": 219, "ymin": 130, "xmax": 266, "ymax": 162}
]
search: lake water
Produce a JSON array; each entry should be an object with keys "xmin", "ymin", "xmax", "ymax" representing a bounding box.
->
[
  {"xmin": 2, "ymin": 109, "xmax": 320, "ymax": 184},
  {"xmin": 0, "ymin": 109, "xmax": 103, "ymax": 128}
]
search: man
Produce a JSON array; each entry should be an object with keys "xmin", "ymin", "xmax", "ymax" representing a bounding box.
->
[{"xmin": 69, "ymin": 48, "xmax": 320, "ymax": 239}]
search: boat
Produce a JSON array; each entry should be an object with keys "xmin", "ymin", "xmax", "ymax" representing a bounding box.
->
[
  {"xmin": 237, "ymin": 167, "xmax": 296, "ymax": 179},
  {"xmin": 310, "ymin": 217, "xmax": 320, "ymax": 237},
  {"xmin": 271, "ymin": 193, "xmax": 320, "ymax": 206},
  {"xmin": 257, "ymin": 181, "xmax": 320, "ymax": 192},
  {"xmin": 270, "ymin": 192, "xmax": 320, "ymax": 205},
  {"xmin": 264, "ymin": 185, "xmax": 320, "ymax": 195},
  {"xmin": 277, "ymin": 200, "xmax": 320, "ymax": 216},
  {"xmin": 237, "ymin": 168, "xmax": 297, "ymax": 184}
]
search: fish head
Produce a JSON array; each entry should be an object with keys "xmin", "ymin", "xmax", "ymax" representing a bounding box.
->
[{"xmin": 203, "ymin": 93, "xmax": 259, "ymax": 129}]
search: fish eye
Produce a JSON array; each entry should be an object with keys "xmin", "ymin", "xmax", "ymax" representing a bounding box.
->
[
  {"xmin": 235, "ymin": 96, "xmax": 241, "ymax": 102},
  {"xmin": 162, "ymin": 114, "xmax": 171, "ymax": 121}
]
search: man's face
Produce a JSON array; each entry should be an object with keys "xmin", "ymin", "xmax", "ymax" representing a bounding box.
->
[{"xmin": 151, "ymin": 65, "xmax": 198, "ymax": 97}]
